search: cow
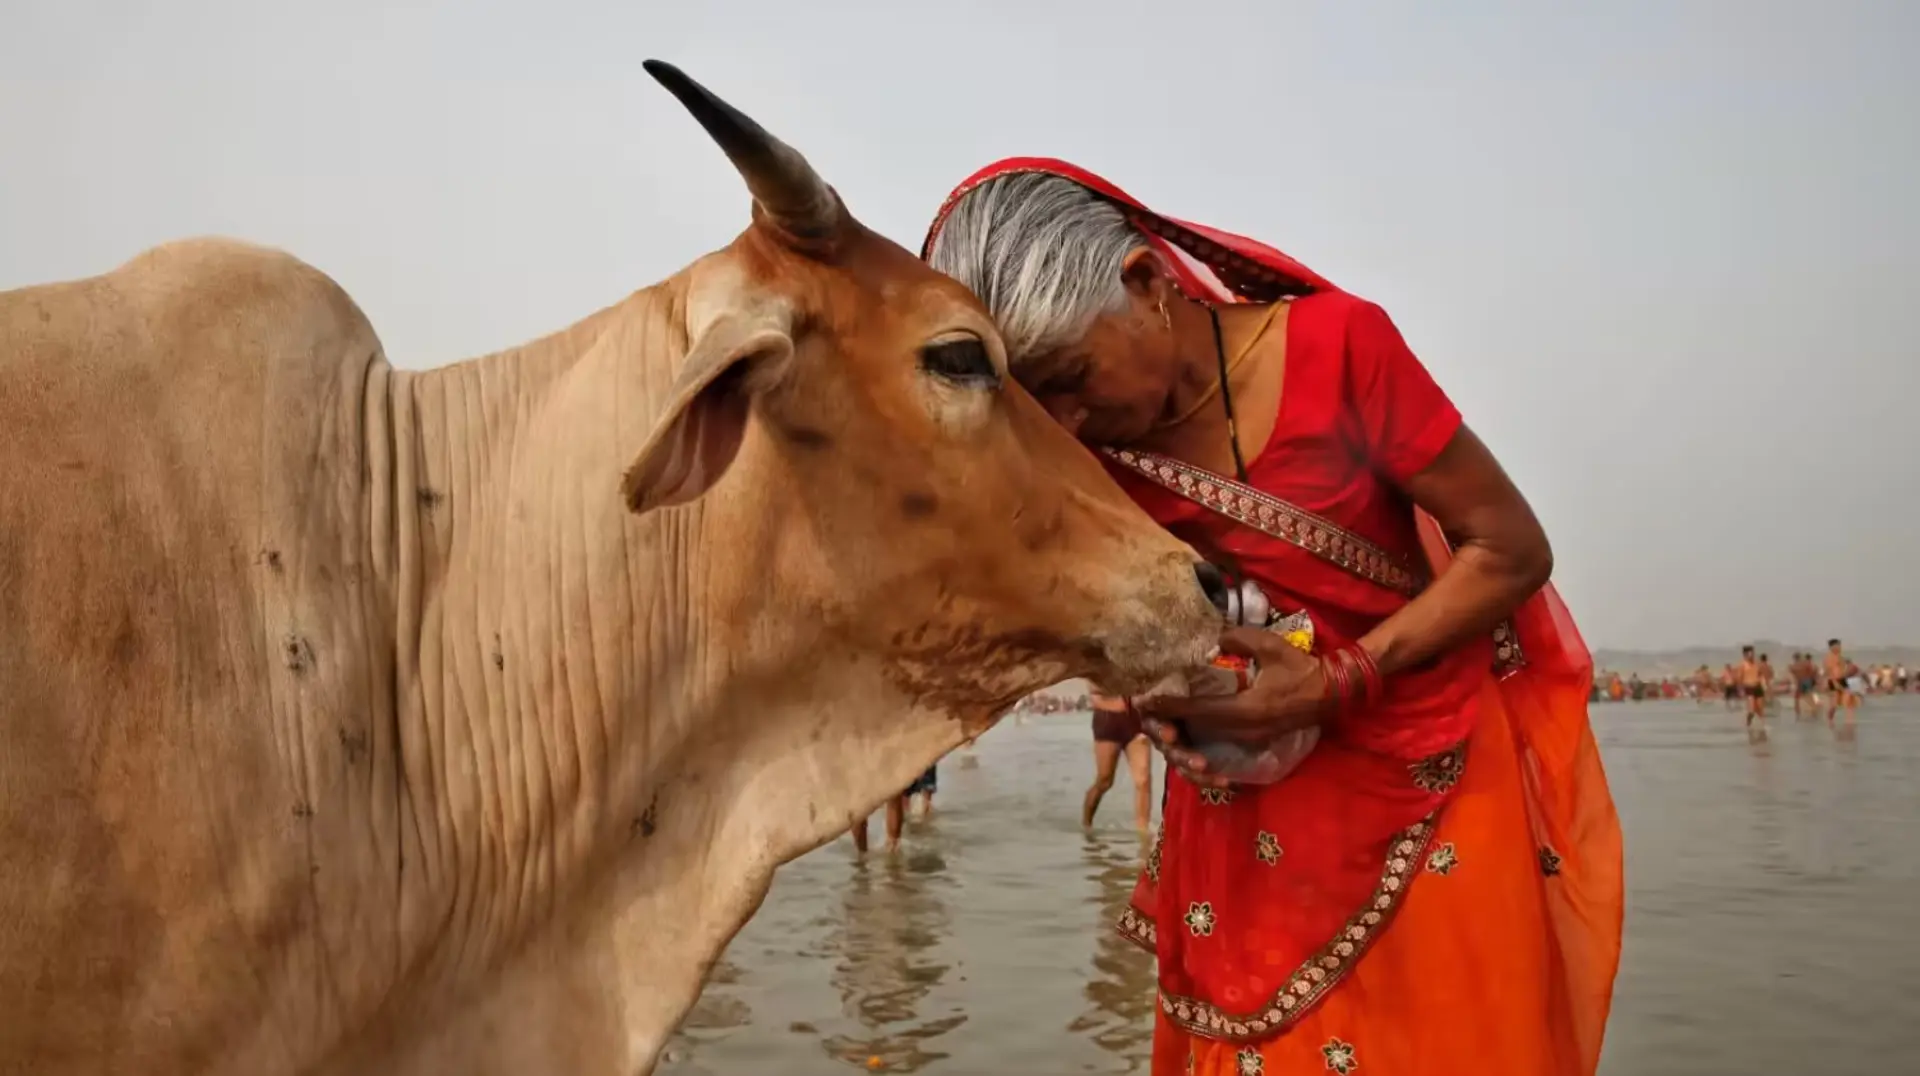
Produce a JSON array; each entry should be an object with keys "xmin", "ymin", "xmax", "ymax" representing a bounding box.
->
[{"xmin": 0, "ymin": 62, "xmax": 1225, "ymax": 1075}]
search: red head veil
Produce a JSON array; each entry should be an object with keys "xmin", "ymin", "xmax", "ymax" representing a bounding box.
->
[
  {"xmin": 921, "ymin": 157, "xmax": 1334, "ymax": 306},
  {"xmin": 921, "ymin": 157, "xmax": 1590, "ymax": 677}
]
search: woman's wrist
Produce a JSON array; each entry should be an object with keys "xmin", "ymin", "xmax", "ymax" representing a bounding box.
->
[
  {"xmin": 1353, "ymin": 541, "xmax": 1539, "ymax": 678},
  {"xmin": 1353, "ymin": 631, "xmax": 1404, "ymax": 677}
]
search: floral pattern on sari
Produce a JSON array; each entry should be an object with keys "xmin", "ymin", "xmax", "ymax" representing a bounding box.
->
[
  {"xmin": 1408, "ymin": 742, "xmax": 1467, "ymax": 794},
  {"xmin": 1152, "ymin": 815, "xmax": 1440, "ymax": 1042},
  {"xmin": 1539, "ymin": 845, "xmax": 1564, "ymax": 877}
]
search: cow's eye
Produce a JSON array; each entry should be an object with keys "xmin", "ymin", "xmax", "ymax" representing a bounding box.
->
[{"xmin": 919, "ymin": 337, "xmax": 999, "ymax": 387}]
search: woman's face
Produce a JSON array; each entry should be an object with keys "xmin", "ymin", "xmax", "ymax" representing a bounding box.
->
[{"xmin": 1016, "ymin": 257, "xmax": 1184, "ymax": 446}]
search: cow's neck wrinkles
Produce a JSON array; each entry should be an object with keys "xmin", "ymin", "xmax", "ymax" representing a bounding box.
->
[
  {"xmin": 384, "ymin": 277, "xmax": 746, "ymax": 987},
  {"xmin": 366, "ymin": 268, "xmax": 982, "ymax": 1072}
]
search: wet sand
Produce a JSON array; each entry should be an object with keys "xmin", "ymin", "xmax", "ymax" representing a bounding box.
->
[{"xmin": 663, "ymin": 698, "xmax": 1920, "ymax": 1075}]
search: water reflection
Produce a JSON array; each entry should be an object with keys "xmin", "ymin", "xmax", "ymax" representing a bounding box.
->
[
  {"xmin": 821, "ymin": 853, "xmax": 965, "ymax": 1071},
  {"xmin": 1069, "ymin": 834, "xmax": 1156, "ymax": 1068},
  {"xmin": 665, "ymin": 701, "xmax": 1920, "ymax": 1075},
  {"xmin": 675, "ymin": 956, "xmax": 752, "ymax": 1033},
  {"xmin": 1743, "ymin": 736, "xmax": 1791, "ymax": 881}
]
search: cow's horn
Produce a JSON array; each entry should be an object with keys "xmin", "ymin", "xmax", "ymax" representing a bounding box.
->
[{"xmin": 644, "ymin": 60, "xmax": 840, "ymax": 247}]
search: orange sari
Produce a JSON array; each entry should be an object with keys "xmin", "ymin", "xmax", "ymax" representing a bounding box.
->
[{"xmin": 925, "ymin": 160, "xmax": 1623, "ymax": 1075}]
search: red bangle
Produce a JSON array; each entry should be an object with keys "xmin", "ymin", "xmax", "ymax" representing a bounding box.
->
[
  {"xmin": 1320, "ymin": 650, "xmax": 1350, "ymax": 711},
  {"xmin": 1320, "ymin": 645, "xmax": 1385, "ymax": 716},
  {"xmin": 1346, "ymin": 645, "xmax": 1385, "ymax": 707}
]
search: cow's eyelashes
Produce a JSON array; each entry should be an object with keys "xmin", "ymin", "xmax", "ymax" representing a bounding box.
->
[{"xmin": 919, "ymin": 337, "xmax": 999, "ymax": 387}]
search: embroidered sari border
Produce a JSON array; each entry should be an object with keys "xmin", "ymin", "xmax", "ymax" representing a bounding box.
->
[
  {"xmin": 1104, "ymin": 448, "xmax": 1427, "ymax": 598},
  {"xmin": 1103, "ymin": 446, "xmax": 1530, "ymax": 677},
  {"xmin": 1155, "ymin": 814, "xmax": 1440, "ymax": 1043},
  {"xmin": 1115, "ymin": 738, "xmax": 1470, "ymax": 1044}
]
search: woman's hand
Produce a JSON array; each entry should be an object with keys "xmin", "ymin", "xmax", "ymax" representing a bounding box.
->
[
  {"xmin": 1138, "ymin": 716, "xmax": 1231, "ymax": 789},
  {"xmin": 1136, "ymin": 626, "xmax": 1334, "ymax": 746},
  {"xmin": 1129, "ymin": 626, "xmax": 1336, "ymax": 789}
]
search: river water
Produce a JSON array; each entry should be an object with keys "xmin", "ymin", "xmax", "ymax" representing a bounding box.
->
[{"xmin": 661, "ymin": 697, "xmax": 1920, "ymax": 1075}]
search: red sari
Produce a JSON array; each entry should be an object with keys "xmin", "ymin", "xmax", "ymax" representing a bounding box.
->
[{"xmin": 926, "ymin": 160, "xmax": 1623, "ymax": 1075}]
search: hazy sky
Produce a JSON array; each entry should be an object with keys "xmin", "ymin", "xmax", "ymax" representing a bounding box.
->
[{"xmin": 5, "ymin": 2, "xmax": 1916, "ymax": 650}]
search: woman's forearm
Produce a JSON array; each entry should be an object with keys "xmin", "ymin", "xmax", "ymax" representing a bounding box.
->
[
  {"xmin": 1356, "ymin": 538, "xmax": 1550, "ymax": 677},
  {"xmin": 1356, "ymin": 425, "xmax": 1552, "ymax": 678}
]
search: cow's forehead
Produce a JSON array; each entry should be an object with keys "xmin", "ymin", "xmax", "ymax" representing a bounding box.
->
[
  {"xmin": 728, "ymin": 220, "xmax": 995, "ymax": 342},
  {"xmin": 870, "ymin": 269, "xmax": 987, "ymax": 331},
  {"xmin": 841, "ymin": 227, "xmax": 995, "ymax": 333}
]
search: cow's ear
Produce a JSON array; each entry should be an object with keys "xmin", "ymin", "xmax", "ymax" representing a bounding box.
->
[{"xmin": 623, "ymin": 308, "xmax": 793, "ymax": 515}]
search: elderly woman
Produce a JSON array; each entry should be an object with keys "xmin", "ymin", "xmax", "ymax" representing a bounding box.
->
[{"xmin": 923, "ymin": 160, "xmax": 1622, "ymax": 1076}]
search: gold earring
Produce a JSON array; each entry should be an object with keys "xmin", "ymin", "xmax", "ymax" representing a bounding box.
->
[{"xmin": 1157, "ymin": 297, "xmax": 1171, "ymax": 331}]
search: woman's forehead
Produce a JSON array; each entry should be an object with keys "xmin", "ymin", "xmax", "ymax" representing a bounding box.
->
[{"xmin": 1016, "ymin": 344, "xmax": 1079, "ymax": 381}]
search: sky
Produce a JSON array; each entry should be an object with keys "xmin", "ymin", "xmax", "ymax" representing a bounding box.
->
[{"xmin": 4, "ymin": 1, "xmax": 1916, "ymax": 651}]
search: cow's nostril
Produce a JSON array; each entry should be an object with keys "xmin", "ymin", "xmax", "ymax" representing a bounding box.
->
[{"xmin": 1193, "ymin": 562, "xmax": 1230, "ymax": 615}]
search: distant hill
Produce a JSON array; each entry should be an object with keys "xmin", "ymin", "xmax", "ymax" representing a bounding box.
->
[{"xmin": 1593, "ymin": 642, "xmax": 1920, "ymax": 678}]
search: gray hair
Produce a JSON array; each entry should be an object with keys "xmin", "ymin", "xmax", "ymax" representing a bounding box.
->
[{"xmin": 926, "ymin": 172, "xmax": 1149, "ymax": 368}]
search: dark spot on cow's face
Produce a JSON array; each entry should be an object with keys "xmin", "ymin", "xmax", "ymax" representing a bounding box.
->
[
  {"xmin": 108, "ymin": 614, "xmax": 140, "ymax": 668},
  {"xmin": 491, "ymin": 631, "xmax": 505, "ymax": 670},
  {"xmin": 292, "ymin": 801, "xmax": 314, "ymax": 819},
  {"xmin": 899, "ymin": 490, "xmax": 938, "ymax": 519},
  {"xmin": 257, "ymin": 548, "xmax": 283, "ymax": 572},
  {"xmin": 417, "ymin": 487, "xmax": 444, "ymax": 510}
]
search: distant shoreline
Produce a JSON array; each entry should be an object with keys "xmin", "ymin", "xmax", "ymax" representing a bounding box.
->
[{"xmin": 1594, "ymin": 642, "xmax": 1918, "ymax": 678}]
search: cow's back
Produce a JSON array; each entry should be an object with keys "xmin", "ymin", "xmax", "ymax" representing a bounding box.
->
[{"xmin": 0, "ymin": 240, "xmax": 404, "ymax": 1074}]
